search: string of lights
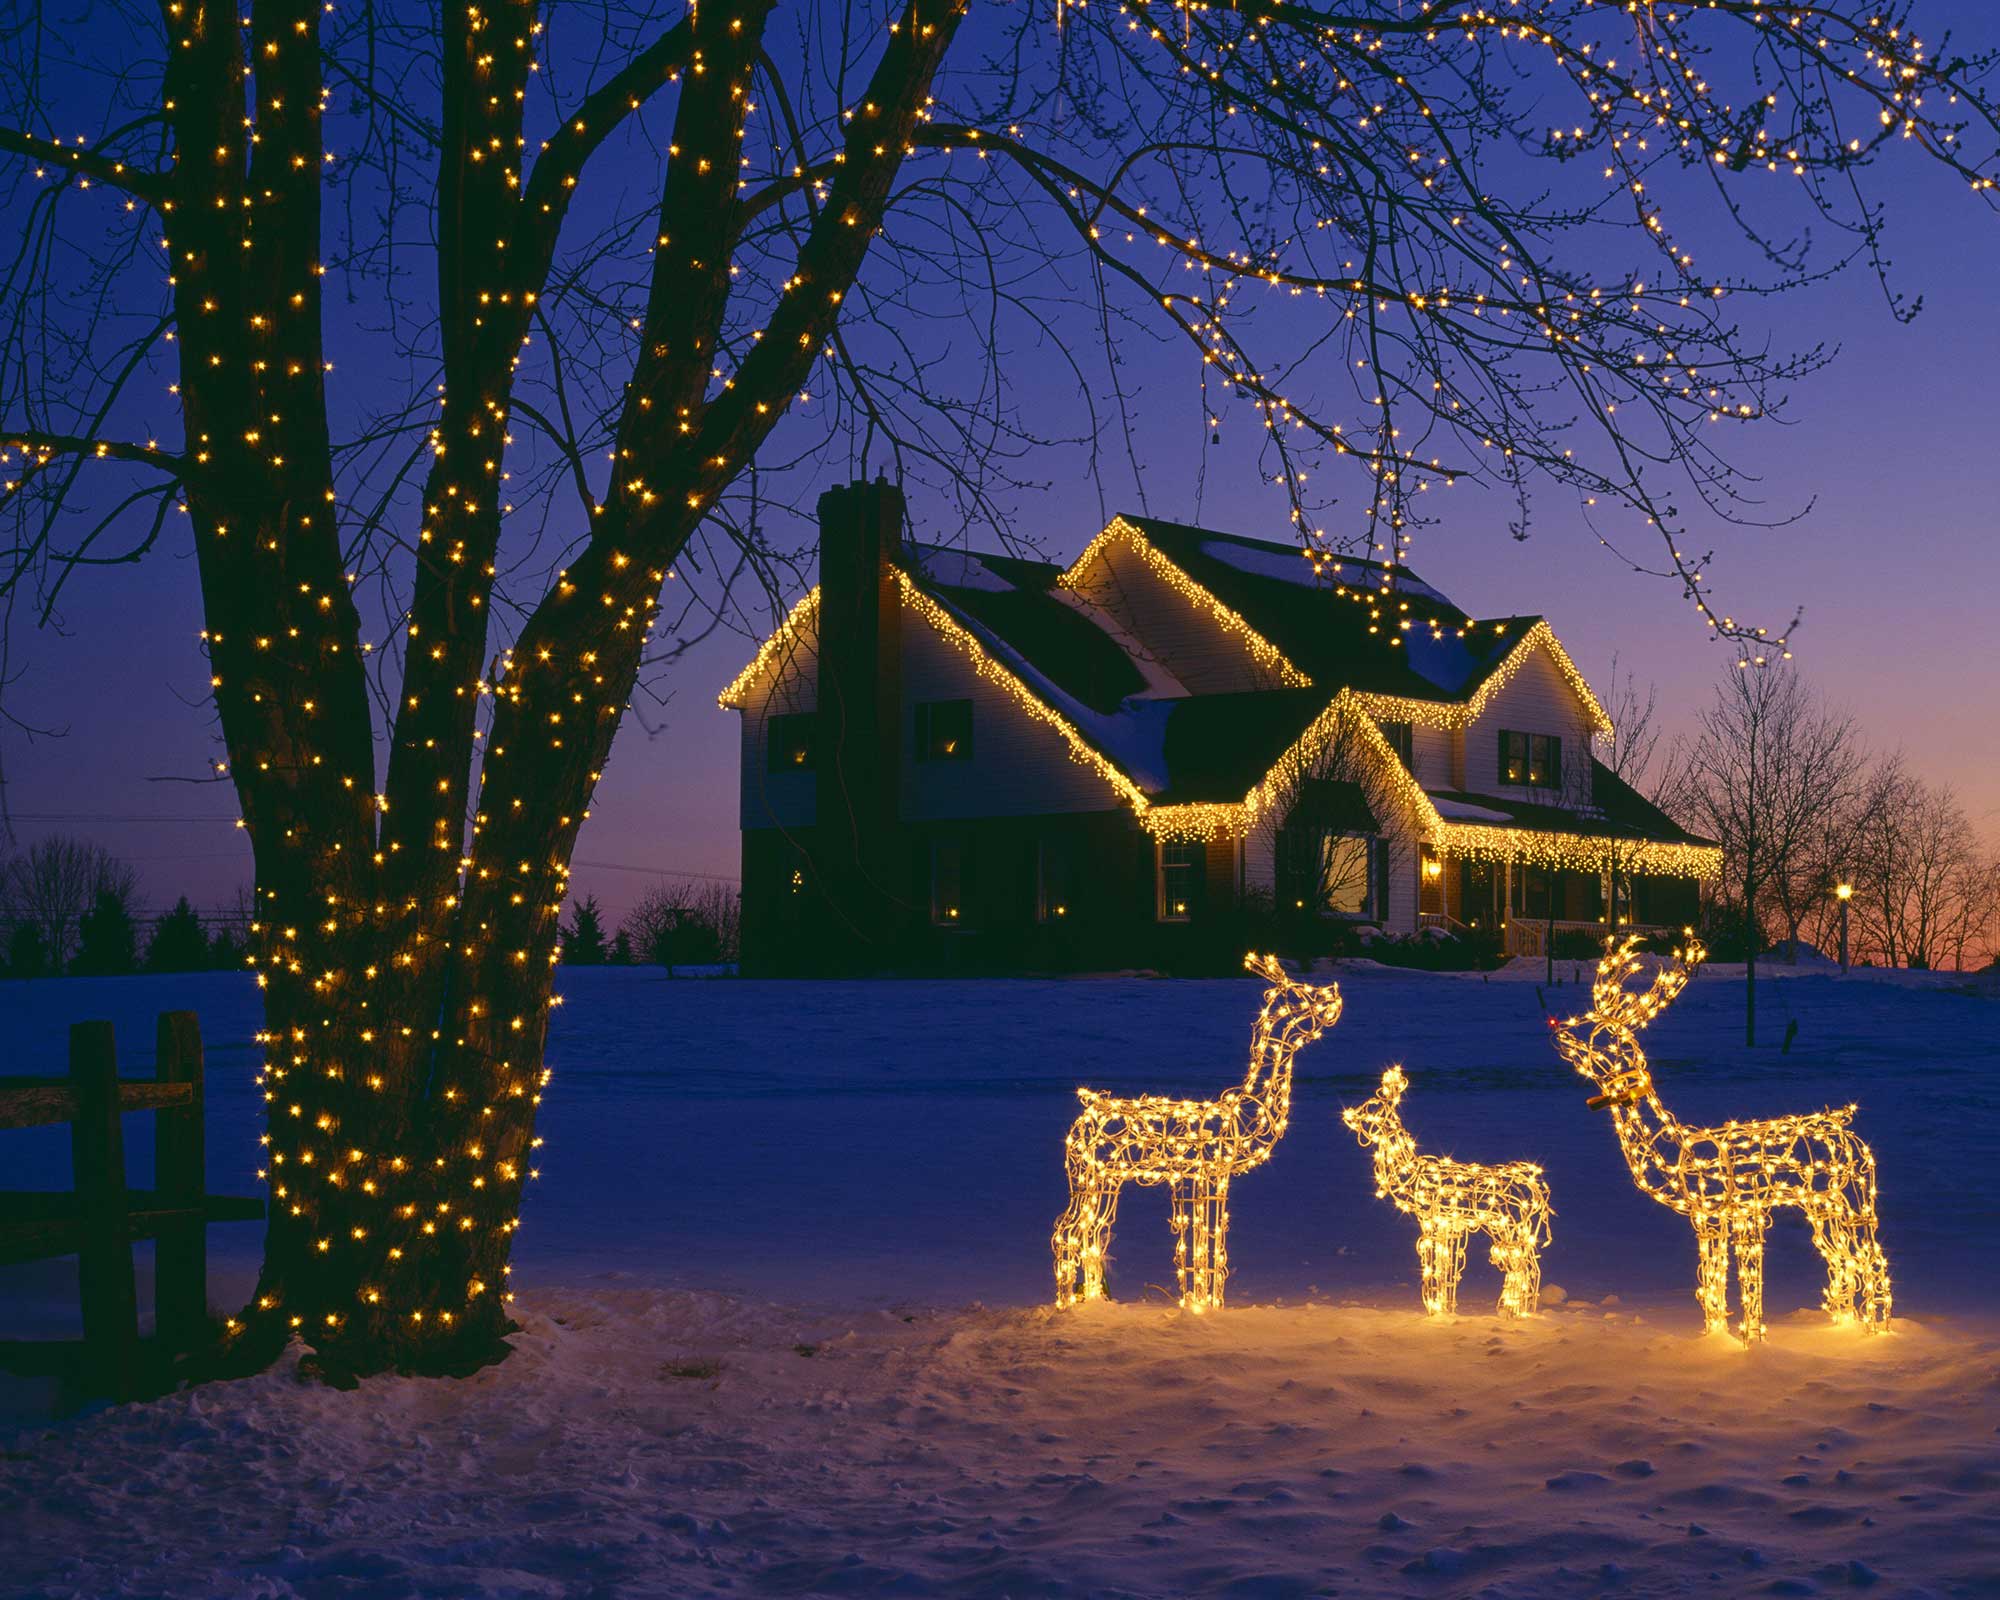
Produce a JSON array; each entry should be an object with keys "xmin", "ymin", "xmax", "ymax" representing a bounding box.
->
[
  {"xmin": 1342, "ymin": 1066, "xmax": 1553, "ymax": 1319},
  {"xmin": 1551, "ymin": 936, "xmax": 1892, "ymax": 1343},
  {"xmin": 1053, "ymin": 953, "xmax": 1343, "ymax": 1312}
]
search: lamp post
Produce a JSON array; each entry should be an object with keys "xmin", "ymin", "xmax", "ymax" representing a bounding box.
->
[{"xmin": 1836, "ymin": 881, "xmax": 1853, "ymax": 974}]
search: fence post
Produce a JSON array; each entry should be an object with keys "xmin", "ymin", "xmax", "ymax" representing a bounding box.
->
[
  {"xmin": 155, "ymin": 1011, "xmax": 207, "ymax": 1350},
  {"xmin": 70, "ymin": 1021, "xmax": 138, "ymax": 1395}
]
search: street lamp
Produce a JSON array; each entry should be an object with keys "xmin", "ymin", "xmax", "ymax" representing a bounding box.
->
[{"xmin": 1836, "ymin": 881, "xmax": 1853, "ymax": 973}]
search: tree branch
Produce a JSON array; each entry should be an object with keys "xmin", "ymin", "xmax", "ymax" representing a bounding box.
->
[{"xmin": 0, "ymin": 124, "xmax": 169, "ymax": 207}]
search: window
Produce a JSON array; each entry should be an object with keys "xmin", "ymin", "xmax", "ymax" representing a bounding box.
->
[
  {"xmin": 1499, "ymin": 729, "xmax": 1562, "ymax": 788},
  {"xmin": 766, "ymin": 712, "xmax": 817, "ymax": 773},
  {"xmin": 1157, "ymin": 841, "xmax": 1203, "ymax": 922},
  {"xmin": 1379, "ymin": 719, "xmax": 1414, "ymax": 770},
  {"xmin": 930, "ymin": 838, "xmax": 968, "ymax": 925},
  {"xmin": 1276, "ymin": 828, "xmax": 1376, "ymax": 918},
  {"xmin": 1038, "ymin": 837, "xmax": 1077, "ymax": 924},
  {"xmin": 915, "ymin": 699, "xmax": 974, "ymax": 762}
]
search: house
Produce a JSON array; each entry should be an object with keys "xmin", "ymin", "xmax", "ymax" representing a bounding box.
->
[{"xmin": 720, "ymin": 479, "xmax": 1719, "ymax": 974}]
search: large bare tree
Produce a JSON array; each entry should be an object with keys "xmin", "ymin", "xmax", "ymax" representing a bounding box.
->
[{"xmin": 3, "ymin": 2, "xmax": 1997, "ymax": 1375}]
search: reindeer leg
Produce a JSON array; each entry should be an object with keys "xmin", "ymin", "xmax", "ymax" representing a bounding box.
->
[
  {"xmin": 1806, "ymin": 1200, "xmax": 1858, "ymax": 1326},
  {"xmin": 1491, "ymin": 1227, "xmax": 1539, "ymax": 1318},
  {"xmin": 1429, "ymin": 1226, "xmax": 1468, "ymax": 1318},
  {"xmin": 1054, "ymin": 1142, "xmax": 1121, "ymax": 1307},
  {"xmin": 1171, "ymin": 1176, "xmax": 1225, "ymax": 1313},
  {"xmin": 1732, "ymin": 1213, "xmax": 1769, "ymax": 1344},
  {"xmin": 1694, "ymin": 1217, "xmax": 1731, "ymax": 1337},
  {"xmin": 1415, "ymin": 1228, "xmax": 1444, "ymax": 1316}
]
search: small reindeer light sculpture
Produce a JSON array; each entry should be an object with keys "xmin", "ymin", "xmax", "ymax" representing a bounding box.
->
[
  {"xmin": 1550, "ymin": 935, "xmax": 1891, "ymax": 1343},
  {"xmin": 1052, "ymin": 954, "xmax": 1343, "ymax": 1312},
  {"xmin": 1341, "ymin": 1067, "xmax": 1553, "ymax": 1318}
]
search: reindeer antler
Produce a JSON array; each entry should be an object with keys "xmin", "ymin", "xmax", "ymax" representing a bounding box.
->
[{"xmin": 1243, "ymin": 951, "xmax": 1291, "ymax": 987}]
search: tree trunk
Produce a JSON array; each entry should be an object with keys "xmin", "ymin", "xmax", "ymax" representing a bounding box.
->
[{"xmin": 1744, "ymin": 875, "xmax": 1758, "ymax": 1048}]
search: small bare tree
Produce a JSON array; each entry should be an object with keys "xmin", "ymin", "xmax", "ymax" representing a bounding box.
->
[
  {"xmin": 0, "ymin": 835, "xmax": 137, "ymax": 971},
  {"xmin": 1853, "ymin": 767, "xmax": 1983, "ymax": 970},
  {"xmin": 1669, "ymin": 666, "xmax": 1863, "ymax": 1044},
  {"xmin": 625, "ymin": 879, "xmax": 741, "ymax": 970}
]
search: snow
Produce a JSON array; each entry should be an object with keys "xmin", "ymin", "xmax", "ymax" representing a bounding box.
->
[
  {"xmin": 1427, "ymin": 792, "xmax": 1515, "ymax": 823},
  {"xmin": 1195, "ymin": 538, "xmax": 1455, "ymax": 608},
  {"xmin": 4, "ymin": 965, "xmax": 1998, "ymax": 1595},
  {"xmin": 908, "ymin": 544, "xmax": 1015, "ymax": 594}
]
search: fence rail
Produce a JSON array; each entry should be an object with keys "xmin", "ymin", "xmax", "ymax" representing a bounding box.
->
[{"xmin": 0, "ymin": 1011, "xmax": 261, "ymax": 1399}]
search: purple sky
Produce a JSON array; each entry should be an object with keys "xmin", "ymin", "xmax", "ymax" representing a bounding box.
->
[{"xmin": 7, "ymin": 5, "xmax": 1998, "ymax": 933}]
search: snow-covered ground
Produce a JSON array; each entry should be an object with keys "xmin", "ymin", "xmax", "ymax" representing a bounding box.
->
[{"xmin": 3, "ymin": 962, "xmax": 1997, "ymax": 1597}]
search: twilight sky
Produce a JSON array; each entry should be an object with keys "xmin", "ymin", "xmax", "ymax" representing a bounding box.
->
[{"xmin": 6, "ymin": 2, "xmax": 1998, "ymax": 933}]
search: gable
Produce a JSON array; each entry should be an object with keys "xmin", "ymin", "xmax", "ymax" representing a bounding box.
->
[{"xmin": 1062, "ymin": 517, "xmax": 1310, "ymax": 694}]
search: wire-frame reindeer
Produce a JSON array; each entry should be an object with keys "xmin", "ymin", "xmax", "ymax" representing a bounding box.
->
[
  {"xmin": 1550, "ymin": 935, "xmax": 1892, "ymax": 1343},
  {"xmin": 1052, "ymin": 954, "xmax": 1343, "ymax": 1313},
  {"xmin": 1341, "ymin": 1066, "xmax": 1553, "ymax": 1318}
]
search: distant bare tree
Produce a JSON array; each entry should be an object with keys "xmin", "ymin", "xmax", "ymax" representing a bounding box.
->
[
  {"xmin": 0, "ymin": 835, "xmax": 136, "ymax": 971},
  {"xmin": 1599, "ymin": 654, "xmax": 1662, "ymax": 796},
  {"xmin": 624, "ymin": 879, "xmax": 741, "ymax": 970},
  {"xmin": 1853, "ymin": 767, "xmax": 1984, "ymax": 970},
  {"xmin": 1670, "ymin": 668, "xmax": 1863, "ymax": 1043}
]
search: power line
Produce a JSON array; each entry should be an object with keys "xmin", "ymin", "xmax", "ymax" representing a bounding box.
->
[{"xmin": 572, "ymin": 857, "xmax": 739, "ymax": 885}]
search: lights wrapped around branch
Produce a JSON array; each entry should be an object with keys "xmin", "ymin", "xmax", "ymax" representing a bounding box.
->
[
  {"xmin": 1053, "ymin": 953, "xmax": 1343, "ymax": 1313},
  {"xmin": 1341, "ymin": 1066, "xmax": 1552, "ymax": 1318},
  {"xmin": 1551, "ymin": 936, "xmax": 1892, "ymax": 1343}
]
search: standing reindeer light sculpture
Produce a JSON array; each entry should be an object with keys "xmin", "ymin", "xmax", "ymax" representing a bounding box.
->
[
  {"xmin": 1551, "ymin": 935, "xmax": 1892, "ymax": 1343},
  {"xmin": 1341, "ymin": 1067, "xmax": 1553, "ymax": 1318},
  {"xmin": 1052, "ymin": 954, "xmax": 1343, "ymax": 1313}
]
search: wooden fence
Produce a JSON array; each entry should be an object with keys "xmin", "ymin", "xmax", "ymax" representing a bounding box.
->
[{"xmin": 0, "ymin": 1012, "xmax": 262, "ymax": 1398}]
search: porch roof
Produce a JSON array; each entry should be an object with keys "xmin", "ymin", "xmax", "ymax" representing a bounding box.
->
[{"xmin": 1428, "ymin": 762, "xmax": 1716, "ymax": 853}]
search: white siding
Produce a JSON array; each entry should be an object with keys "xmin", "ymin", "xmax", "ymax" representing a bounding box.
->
[
  {"xmin": 1463, "ymin": 641, "xmax": 1596, "ymax": 805},
  {"xmin": 898, "ymin": 600, "xmax": 1131, "ymax": 821},
  {"xmin": 1068, "ymin": 535, "xmax": 1282, "ymax": 694},
  {"xmin": 736, "ymin": 615, "xmax": 819, "ymax": 831},
  {"xmin": 1380, "ymin": 818, "xmax": 1420, "ymax": 937},
  {"xmin": 1410, "ymin": 723, "xmax": 1453, "ymax": 790}
]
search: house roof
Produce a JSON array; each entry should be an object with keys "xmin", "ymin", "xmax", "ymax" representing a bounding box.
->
[
  {"xmin": 1429, "ymin": 761, "xmax": 1715, "ymax": 849},
  {"xmin": 901, "ymin": 543, "xmax": 1148, "ymax": 715},
  {"xmin": 719, "ymin": 512, "xmax": 1712, "ymax": 874},
  {"xmin": 1117, "ymin": 517, "xmax": 1538, "ymax": 704}
]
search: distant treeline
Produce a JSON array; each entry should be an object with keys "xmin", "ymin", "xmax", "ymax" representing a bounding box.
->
[
  {"xmin": 0, "ymin": 836, "xmax": 244, "ymax": 978},
  {"xmin": 0, "ymin": 835, "xmax": 740, "ymax": 978},
  {"xmin": 559, "ymin": 881, "xmax": 740, "ymax": 970}
]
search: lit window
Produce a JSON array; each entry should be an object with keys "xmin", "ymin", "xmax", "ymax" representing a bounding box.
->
[
  {"xmin": 1499, "ymin": 730, "xmax": 1561, "ymax": 788},
  {"xmin": 767, "ymin": 712, "xmax": 817, "ymax": 772},
  {"xmin": 1158, "ymin": 841, "xmax": 1202, "ymax": 922},
  {"xmin": 915, "ymin": 699, "xmax": 974, "ymax": 762}
]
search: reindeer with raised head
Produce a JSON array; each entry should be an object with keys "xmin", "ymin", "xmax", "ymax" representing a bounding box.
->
[
  {"xmin": 1551, "ymin": 935, "xmax": 1892, "ymax": 1343},
  {"xmin": 1341, "ymin": 1067, "xmax": 1553, "ymax": 1318},
  {"xmin": 1052, "ymin": 954, "xmax": 1343, "ymax": 1312}
]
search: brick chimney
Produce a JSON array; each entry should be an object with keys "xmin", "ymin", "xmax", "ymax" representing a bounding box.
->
[{"xmin": 814, "ymin": 477, "xmax": 906, "ymax": 960}]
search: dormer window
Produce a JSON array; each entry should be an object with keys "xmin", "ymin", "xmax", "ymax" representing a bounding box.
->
[
  {"xmin": 915, "ymin": 698, "xmax": 974, "ymax": 762},
  {"xmin": 766, "ymin": 712, "xmax": 818, "ymax": 773},
  {"xmin": 1499, "ymin": 729, "xmax": 1561, "ymax": 788}
]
